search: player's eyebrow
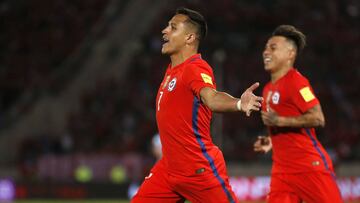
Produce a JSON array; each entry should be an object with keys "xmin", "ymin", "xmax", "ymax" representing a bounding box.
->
[
  {"xmin": 265, "ymin": 43, "xmax": 276, "ymax": 49},
  {"xmin": 167, "ymin": 21, "xmax": 177, "ymax": 27},
  {"xmin": 268, "ymin": 43, "xmax": 277, "ymax": 48}
]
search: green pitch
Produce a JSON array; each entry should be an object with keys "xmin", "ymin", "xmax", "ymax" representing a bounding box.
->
[
  {"xmin": 12, "ymin": 201, "xmax": 251, "ymax": 203},
  {"xmin": 12, "ymin": 201, "xmax": 360, "ymax": 203},
  {"xmin": 13, "ymin": 200, "xmax": 196, "ymax": 203},
  {"xmin": 15, "ymin": 200, "xmax": 129, "ymax": 203}
]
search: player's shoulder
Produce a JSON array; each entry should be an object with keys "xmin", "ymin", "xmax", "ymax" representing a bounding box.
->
[
  {"xmin": 285, "ymin": 69, "xmax": 310, "ymax": 85},
  {"xmin": 289, "ymin": 69, "xmax": 308, "ymax": 81},
  {"xmin": 187, "ymin": 56, "xmax": 213, "ymax": 74},
  {"xmin": 189, "ymin": 57, "xmax": 211, "ymax": 67}
]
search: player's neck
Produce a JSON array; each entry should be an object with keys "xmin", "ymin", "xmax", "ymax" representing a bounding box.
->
[
  {"xmin": 170, "ymin": 49, "xmax": 198, "ymax": 68},
  {"xmin": 271, "ymin": 66, "xmax": 292, "ymax": 83}
]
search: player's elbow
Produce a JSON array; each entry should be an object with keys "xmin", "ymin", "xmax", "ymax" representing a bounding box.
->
[
  {"xmin": 203, "ymin": 98, "xmax": 224, "ymax": 112},
  {"xmin": 200, "ymin": 87, "xmax": 218, "ymax": 112},
  {"xmin": 204, "ymin": 100, "xmax": 217, "ymax": 112},
  {"xmin": 316, "ymin": 114, "xmax": 325, "ymax": 128},
  {"xmin": 315, "ymin": 105, "xmax": 325, "ymax": 128},
  {"xmin": 319, "ymin": 116, "xmax": 325, "ymax": 127}
]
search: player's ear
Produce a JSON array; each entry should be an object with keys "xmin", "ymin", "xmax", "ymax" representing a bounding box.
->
[
  {"xmin": 288, "ymin": 47, "xmax": 296, "ymax": 59},
  {"xmin": 185, "ymin": 33, "xmax": 197, "ymax": 44}
]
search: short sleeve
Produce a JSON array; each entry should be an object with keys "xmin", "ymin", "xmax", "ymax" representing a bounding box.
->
[
  {"xmin": 182, "ymin": 64, "xmax": 216, "ymax": 98},
  {"xmin": 290, "ymin": 75, "xmax": 319, "ymax": 113}
]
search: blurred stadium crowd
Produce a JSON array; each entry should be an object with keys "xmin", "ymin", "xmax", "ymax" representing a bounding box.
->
[{"xmin": 0, "ymin": 0, "xmax": 359, "ymax": 182}]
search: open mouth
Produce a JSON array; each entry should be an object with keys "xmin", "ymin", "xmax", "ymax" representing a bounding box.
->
[
  {"xmin": 264, "ymin": 57, "xmax": 271, "ymax": 64},
  {"xmin": 162, "ymin": 36, "xmax": 169, "ymax": 45}
]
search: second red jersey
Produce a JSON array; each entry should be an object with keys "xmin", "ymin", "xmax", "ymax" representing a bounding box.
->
[{"xmin": 262, "ymin": 68, "xmax": 335, "ymax": 174}]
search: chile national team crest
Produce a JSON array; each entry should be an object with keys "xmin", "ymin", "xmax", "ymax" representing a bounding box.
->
[
  {"xmin": 167, "ymin": 77, "xmax": 177, "ymax": 91},
  {"xmin": 272, "ymin": 91, "xmax": 280, "ymax": 104}
]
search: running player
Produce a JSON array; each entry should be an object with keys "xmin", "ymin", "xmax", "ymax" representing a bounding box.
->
[
  {"xmin": 254, "ymin": 25, "xmax": 343, "ymax": 203},
  {"xmin": 132, "ymin": 7, "xmax": 263, "ymax": 203}
]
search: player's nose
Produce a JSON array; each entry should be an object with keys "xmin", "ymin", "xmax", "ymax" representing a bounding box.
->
[
  {"xmin": 162, "ymin": 26, "xmax": 169, "ymax": 34},
  {"xmin": 263, "ymin": 49, "xmax": 269, "ymax": 56},
  {"xmin": 263, "ymin": 51, "xmax": 271, "ymax": 59}
]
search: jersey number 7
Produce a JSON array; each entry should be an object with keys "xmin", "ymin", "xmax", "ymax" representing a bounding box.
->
[{"xmin": 157, "ymin": 91, "xmax": 164, "ymax": 111}]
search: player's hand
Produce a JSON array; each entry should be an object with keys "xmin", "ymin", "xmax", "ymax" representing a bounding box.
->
[
  {"xmin": 253, "ymin": 136, "xmax": 272, "ymax": 153},
  {"xmin": 261, "ymin": 107, "xmax": 280, "ymax": 126},
  {"xmin": 240, "ymin": 82, "xmax": 263, "ymax": 116}
]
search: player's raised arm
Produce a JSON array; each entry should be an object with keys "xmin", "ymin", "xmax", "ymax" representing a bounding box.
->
[{"xmin": 199, "ymin": 82, "xmax": 263, "ymax": 116}]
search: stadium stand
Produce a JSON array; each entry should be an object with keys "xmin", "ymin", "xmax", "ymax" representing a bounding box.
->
[{"xmin": 0, "ymin": 0, "xmax": 358, "ymax": 183}]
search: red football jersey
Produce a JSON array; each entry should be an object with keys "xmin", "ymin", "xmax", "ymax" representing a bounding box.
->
[
  {"xmin": 262, "ymin": 69, "xmax": 335, "ymax": 174},
  {"xmin": 156, "ymin": 54, "xmax": 227, "ymax": 179}
]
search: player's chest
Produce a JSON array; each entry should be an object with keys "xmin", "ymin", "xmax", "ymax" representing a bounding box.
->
[
  {"xmin": 159, "ymin": 69, "xmax": 185, "ymax": 95},
  {"xmin": 264, "ymin": 84, "xmax": 292, "ymax": 109},
  {"xmin": 156, "ymin": 70, "xmax": 187, "ymax": 112}
]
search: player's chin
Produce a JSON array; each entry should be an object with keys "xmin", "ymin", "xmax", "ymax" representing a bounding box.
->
[
  {"xmin": 161, "ymin": 47, "xmax": 169, "ymax": 55},
  {"xmin": 264, "ymin": 65, "xmax": 273, "ymax": 72},
  {"xmin": 161, "ymin": 48, "xmax": 172, "ymax": 56}
]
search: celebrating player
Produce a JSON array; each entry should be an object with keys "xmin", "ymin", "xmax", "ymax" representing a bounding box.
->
[
  {"xmin": 132, "ymin": 7, "xmax": 263, "ymax": 203},
  {"xmin": 254, "ymin": 25, "xmax": 343, "ymax": 203}
]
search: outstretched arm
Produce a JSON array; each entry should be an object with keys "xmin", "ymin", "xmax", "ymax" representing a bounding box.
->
[
  {"xmin": 261, "ymin": 104, "xmax": 325, "ymax": 128},
  {"xmin": 200, "ymin": 82, "xmax": 263, "ymax": 116}
]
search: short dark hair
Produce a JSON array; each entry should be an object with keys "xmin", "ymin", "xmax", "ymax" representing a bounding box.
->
[
  {"xmin": 176, "ymin": 7, "xmax": 207, "ymax": 41},
  {"xmin": 272, "ymin": 25, "xmax": 306, "ymax": 53}
]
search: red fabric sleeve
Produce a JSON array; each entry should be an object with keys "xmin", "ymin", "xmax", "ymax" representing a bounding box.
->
[
  {"xmin": 182, "ymin": 64, "xmax": 216, "ymax": 99},
  {"xmin": 290, "ymin": 75, "xmax": 319, "ymax": 113}
]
